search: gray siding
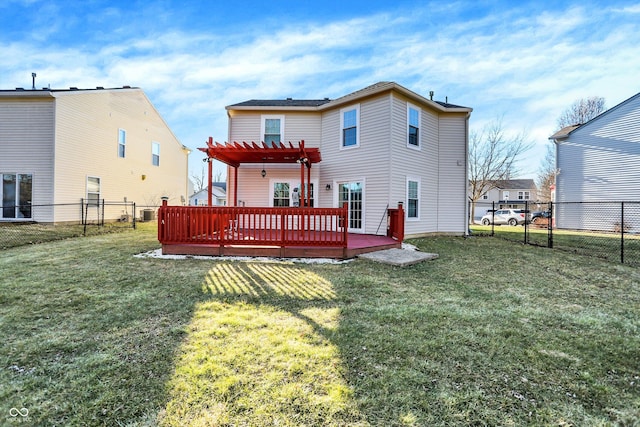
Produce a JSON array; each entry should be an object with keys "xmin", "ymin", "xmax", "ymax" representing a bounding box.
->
[
  {"xmin": 437, "ymin": 114, "xmax": 468, "ymax": 233},
  {"xmin": 556, "ymin": 93, "xmax": 640, "ymax": 204}
]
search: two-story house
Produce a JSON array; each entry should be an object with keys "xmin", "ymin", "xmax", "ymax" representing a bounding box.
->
[
  {"xmin": 0, "ymin": 86, "xmax": 190, "ymax": 223},
  {"xmin": 549, "ymin": 91, "xmax": 640, "ymax": 231},
  {"xmin": 473, "ymin": 179, "xmax": 539, "ymax": 219},
  {"xmin": 220, "ymin": 81, "xmax": 472, "ymax": 237}
]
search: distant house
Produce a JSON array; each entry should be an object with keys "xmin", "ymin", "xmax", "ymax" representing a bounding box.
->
[
  {"xmin": 190, "ymin": 182, "xmax": 227, "ymax": 206},
  {"xmin": 0, "ymin": 86, "xmax": 190, "ymax": 223},
  {"xmin": 549, "ymin": 92, "xmax": 640, "ymax": 231},
  {"xmin": 221, "ymin": 81, "xmax": 473, "ymax": 237},
  {"xmin": 472, "ymin": 179, "xmax": 539, "ymax": 217},
  {"xmin": 550, "ymin": 92, "xmax": 640, "ymax": 202}
]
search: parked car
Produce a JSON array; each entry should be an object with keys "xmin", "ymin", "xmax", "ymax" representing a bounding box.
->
[
  {"xmin": 530, "ymin": 210, "xmax": 551, "ymax": 224},
  {"xmin": 481, "ymin": 209, "xmax": 527, "ymax": 226}
]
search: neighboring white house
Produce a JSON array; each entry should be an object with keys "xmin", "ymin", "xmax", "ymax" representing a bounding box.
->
[
  {"xmin": 221, "ymin": 81, "xmax": 472, "ymax": 237},
  {"xmin": 0, "ymin": 86, "xmax": 190, "ymax": 223},
  {"xmin": 190, "ymin": 183, "xmax": 227, "ymax": 206},
  {"xmin": 549, "ymin": 91, "xmax": 640, "ymax": 230},
  {"xmin": 472, "ymin": 179, "xmax": 539, "ymax": 219}
]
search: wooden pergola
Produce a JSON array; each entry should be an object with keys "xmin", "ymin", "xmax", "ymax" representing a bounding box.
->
[{"xmin": 199, "ymin": 137, "xmax": 321, "ymax": 207}]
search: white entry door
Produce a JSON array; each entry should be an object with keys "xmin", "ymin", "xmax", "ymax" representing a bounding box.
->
[{"xmin": 338, "ymin": 181, "xmax": 363, "ymax": 232}]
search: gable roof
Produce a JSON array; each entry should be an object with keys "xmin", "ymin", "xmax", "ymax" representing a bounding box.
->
[
  {"xmin": 226, "ymin": 81, "xmax": 472, "ymax": 113},
  {"xmin": 493, "ymin": 179, "xmax": 537, "ymax": 189},
  {"xmin": 549, "ymin": 92, "xmax": 640, "ymax": 141}
]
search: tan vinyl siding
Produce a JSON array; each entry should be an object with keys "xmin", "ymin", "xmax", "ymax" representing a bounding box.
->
[
  {"xmin": 0, "ymin": 98, "xmax": 55, "ymax": 221},
  {"xmin": 52, "ymin": 89, "xmax": 188, "ymax": 222},
  {"xmin": 437, "ymin": 113, "xmax": 468, "ymax": 233}
]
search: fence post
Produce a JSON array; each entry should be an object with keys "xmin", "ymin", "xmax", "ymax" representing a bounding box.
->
[
  {"xmin": 548, "ymin": 202, "xmax": 553, "ymax": 249},
  {"xmin": 621, "ymin": 202, "xmax": 625, "ymax": 264},
  {"xmin": 524, "ymin": 200, "xmax": 529, "ymax": 245},
  {"xmin": 132, "ymin": 202, "xmax": 136, "ymax": 230},
  {"xmin": 491, "ymin": 201, "xmax": 495, "ymax": 236}
]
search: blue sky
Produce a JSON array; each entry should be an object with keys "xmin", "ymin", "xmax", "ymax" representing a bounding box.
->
[{"xmin": 2, "ymin": 0, "xmax": 639, "ymax": 181}]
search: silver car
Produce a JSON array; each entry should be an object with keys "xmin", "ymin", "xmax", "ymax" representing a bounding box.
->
[{"xmin": 481, "ymin": 209, "xmax": 527, "ymax": 226}]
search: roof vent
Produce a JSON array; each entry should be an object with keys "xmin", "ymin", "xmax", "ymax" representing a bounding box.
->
[
  {"xmin": 429, "ymin": 91, "xmax": 434, "ymax": 100},
  {"xmin": 96, "ymin": 86, "xmax": 104, "ymax": 90},
  {"xmin": 286, "ymin": 97, "xmax": 292, "ymax": 100},
  {"xmin": 70, "ymin": 87, "xmax": 78, "ymax": 90},
  {"xmin": 15, "ymin": 87, "xmax": 24, "ymax": 91},
  {"xmin": 123, "ymin": 85, "xmax": 131, "ymax": 88}
]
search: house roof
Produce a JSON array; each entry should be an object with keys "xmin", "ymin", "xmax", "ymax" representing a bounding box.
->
[
  {"xmin": 548, "ymin": 92, "xmax": 640, "ymax": 141},
  {"xmin": 493, "ymin": 179, "xmax": 537, "ymax": 190},
  {"xmin": 199, "ymin": 139, "xmax": 321, "ymax": 168},
  {"xmin": 226, "ymin": 81, "xmax": 472, "ymax": 113},
  {"xmin": 0, "ymin": 85, "xmax": 140, "ymax": 98}
]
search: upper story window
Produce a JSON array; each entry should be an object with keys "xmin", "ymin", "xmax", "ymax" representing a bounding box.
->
[
  {"xmin": 407, "ymin": 104, "xmax": 421, "ymax": 148},
  {"xmin": 262, "ymin": 115, "xmax": 284, "ymax": 147},
  {"xmin": 503, "ymin": 191, "xmax": 510, "ymax": 200},
  {"xmin": 341, "ymin": 105, "xmax": 360, "ymax": 148},
  {"xmin": 518, "ymin": 191, "xmax": 530, "ymax": 200},
  {"xmin": 152, "ymin": 142, "xmax": 160, "ymax": 166},
  {"xmin": 118, "ymin": 129, "xmax": 126, "ymax": 158}
]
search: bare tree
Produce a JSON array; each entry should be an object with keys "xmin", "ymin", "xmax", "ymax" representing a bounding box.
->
[
  {"xmin": 536, "ymin": 96, "xmax": 606, "ymax": 202},
  {"xmin": 556, "ymin": 96, "xmax": 606, "ymax": 129},
  {"xmin": 469, "ymin": 119, "xmax": 532, "ymax": 222},
  {"xmin": 536, "ymin": 144, "xmax": 556, "ymax": 202},
  {"xmin": 190, "ymin": 166, "xmax": 207, "ymax": 193}
]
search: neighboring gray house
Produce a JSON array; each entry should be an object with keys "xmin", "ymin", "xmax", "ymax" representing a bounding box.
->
[
  {"xmin": 190, "ymin": 183, "xmax": 227, "ymax": 206},
  {"xmin": 472, "ymin": 179, "xmax": 539, "ymax": 219},
  {"xmin": 223, "ymin": 82, "xmax": 473, "ymax": 237},
  {"xmin": 549, "ymin": 91, "xmax": 640, "ymax": 231}
]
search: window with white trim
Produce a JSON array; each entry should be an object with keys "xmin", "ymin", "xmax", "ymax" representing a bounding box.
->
[
  {"xmin": 271, "ymin": 181, "xmax": 316, "ymax": 207},
  {"xmin": 503, "ymin": 191, "xmax": 510, "ymax": 200},
  {"xmin": 273, "ymin": 182, "xmax": 290, "ymax": 207},
  {"xmin": 87, "ymin": 176, "xmax": 101, "ymax": 206},
  {"xmin": 118, "ymin": 129, "xmax": 126, "ymax": 158},
  {"xmin": 518, "ymin": 191, "xmax": 530, "ymax": 200},
  {"xmin": 407, "ymin": 104, "xmax": 420, "ymax": 148},
  {"xmin": 1, "ymin": 173, "xmax": 32, "ymax": 219},
  {"xmin": 340, "ymin": 105, "xmax": 359, "ymax": 148},
  {"xmin": 407, "ymin": 178, "xmax": 420, "ymax": 219},
  {"xmin": 152, "ymin": 142, "xmax": 160, "ymax": 166},
  {"xmin": 261, "ymin": 115, "xmax": 284, "ymax": 147}
]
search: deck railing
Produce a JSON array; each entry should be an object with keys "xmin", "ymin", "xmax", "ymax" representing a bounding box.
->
[
  {"xmin": 158, "ymin": 200, "xmax": 349, "ymax": 248},
  {"xmin": 387, "ymin": 203, "xmax": 405, "ymax": 242}
]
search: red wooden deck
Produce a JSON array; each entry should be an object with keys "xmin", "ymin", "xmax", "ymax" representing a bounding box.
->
[{"xmin": 157, "ymin": 201, "xmax": 404, "ymax": 259}]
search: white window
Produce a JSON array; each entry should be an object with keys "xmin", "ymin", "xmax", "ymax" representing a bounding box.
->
[
  {"xmin": 407, "ymin": 104, "xmax": 421, "ymax": 148},
  {"xmin": 518, "ymin": 191, "xmax": 530, "ymax": 200},
  {"xmin": 152, "ymin": 142, "xmax": 160, "ymax": 166},
  {"xmin": 340, "ymin": 104, "xmax": 360, "ymax": 148},
  {"xmin": 118, "ymin": 129, "xmax": 126, "ymax": 158},
  {"xmin": 1, "ymin": 173, "xmax": 32, "ymax": 219},
  {"xmin": 503, "ymin": 191, "xmax": 510, "ymax": 200},
  {"xmin": 271, "ymin": 181, "xmax": 316, "ymax": 207},
  {"xmin": 87, "ymin": 176, "xmax": 101, "ymax": 205},
  {"xmin": 261, "ymin": 115, "xmax": 284, "ymax": 147},
  {"xmin": 406, "ymin": 178, "xmax": 420, "ymax": 219}
]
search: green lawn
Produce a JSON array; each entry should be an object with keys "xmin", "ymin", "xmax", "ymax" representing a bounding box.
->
[{"xmin": 1, "ymin": 224, "xmax": 639, "ymax": 426}]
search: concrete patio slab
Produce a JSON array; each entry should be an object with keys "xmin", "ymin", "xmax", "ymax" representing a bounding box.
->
[{"xmin": 357, "ymin": 248, "xmax": 438, "ymax": 266}]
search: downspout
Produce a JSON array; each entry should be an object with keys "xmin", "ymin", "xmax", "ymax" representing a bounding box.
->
[{"xmin": 464, "ymin": 112, "xmax": 470, "ymax": 236}]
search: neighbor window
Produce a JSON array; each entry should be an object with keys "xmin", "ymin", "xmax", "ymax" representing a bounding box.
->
[
  {"xmin": 407, "ymin": 178, "xmax": 420, "ymax": 219},
  {"xmin": 262, "ymin": 116, "xmax": 284, "ymax": 147},
  {"xmin": 273, "ymin": 182, "xmax": 290, "ymax": 207},
  {"xmin": 407, "ymin": 104, "xmax": 420, "ymax": 148},
  {"xmin": 503, "ymin": 191, "xmax": 510, "ymax": 200},
  {"xmin": 152, "ymin": 142, "xmax": 160, "ymax": 166},
  {"xmin": 341, "ymin": 105, "xmax": 359, "ymax": 148},
  {"xmin": 1, "ymin": 173, "xmax": 32, "ymax": 219},
  {"xmin": 87, "ymin": 176, "xmax": 101, "ymax": 205},
  {"xmin": 118, "ymin": 129, "xmax": 126, "ymax": 158},
  {"xmin": 518, "ymin": 191, "xmax": 530, "ymax": 200}
]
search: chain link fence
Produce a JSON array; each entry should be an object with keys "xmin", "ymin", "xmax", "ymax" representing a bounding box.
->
[
  {"xmin": 470, "ymin": 200, "xmax": 640, "ymax": 266},
  {"xmin": 0, "ymin": 200, "xmax": 161, "ymax": 250}
]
